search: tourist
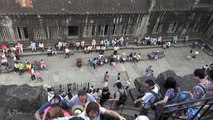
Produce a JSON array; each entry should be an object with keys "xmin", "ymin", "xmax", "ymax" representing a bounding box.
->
[
  {"xmin": 136, "ymin": 53, "xmax": 142, "ymax": 62},
  {"xmin": 25, "ymin": 61, "xmax": 32, "ymax": 73},
  {"xmin": 100, "ymin": 39, "xmax": 104, "ymax": 46},
  {"xmin": 81, "ymin": 41, "xmax": 85, "ymax": 50},
  {"xmin": 92, "ymin": 88, "xmax": 101, "ymax": 101},
  {"xmin": 144, "ymin": 66, "xmax": 152, "ymax": 76},
  {"xmin": 125, "ymin": 79, "xmax": 131, "ymax": 90},
  {"xmin": 76, "ymin": 42, "xmax": 80, "ymax": 51},
  {"xmin": 31, "ymin": 67, "xmax": 36, "ymax": 81},
  {"xmin": 154, "ymin": 77, "xmax": 181, "ymax": 120},
  {"xmin": 34, "ymin": 95, "xmax": 69, "ymax": 120},
  {"xmin": 18, "ymin": 62, "xmax": 24, "ymax": 76},
  {"xmin": 17, "ymin": 42, "xmax": 24, "ymax": 54},
  {"xmin": 65, "ymin": 47, "xmax": 70, "ymax": 58},
  {"xmin": 166, "ymin": 42, "xmax": 171, "ymax": 48},
  {"xmin": 134, "ymin": 79, "xmax": 160, "ymax": 116},
  {"xmin": 135, "ymin": 115, "xmax": 150, "ymax": 120},
  {"xmin": 1, "ymin": 43, "xmax": 8, "ymax": 54},
  {"xmin": 13, "ymin": 61, "xmax": 19, "ymax": 73},
  {"xmin": 113, "ymin": 73, "xmax": 121, "ymax": 87},
  {"xmin": 39, "ymin": 42, "xmax": 44, "ymax": 52},
  {"xmin": 185, "ymin": 35, "xmax": 189, "ymax": 44},
  {"xmin": 189, "ymin": 69, "xmax": 211, "ymax": 100},
  {"xmin": 95, "ymin": 45, "xmax": 100, "ymax": 53},
  {"xmin": 100, "ymin": 87, "xmax": 111, "ymax": 106},
  {"xmin": 187, "ymin": 49, "xmax": 193, "ymax": 60},
  {"xmin": 172, "ymin": 35, "xmax": 178, "ymax": 45},
  {"xmin": 40, "ymin": 59, "xmax": 46, "ymax": 71},
  {"xmin": 157, "ymin": 36, "xmax": 162, "ymax": 45},
  {"xmin": 45, "ymin": 106, "xmax": 70, "ymax": 120},
  {"xmin": 103, "ymin": 71, "xmax": 110, "ymax": 87},
  {"xmin": 203, "ymin": 70, "xmax": 213, "ymax": 109},
  {"xmin": 51, "ymin": 46, "xmax": 57, "ymax": 55},
  {"xmin": 62, "ymin": 42, "xmax": 67, "ymax": 50},
  {"xmin": 58, "ymin": 42, "xmax": 63, "ymax": 50},
  {"xmin": 69, "ymin": 90, "xmax": 96, "ymax": 109},
  {"xmin": 47, "ymin": 47, "xmax": 52, "ymax": 56},
  {"xmin": 91, "ymin": 39, "xmax": 96, "ymax": 48},
  {"xmin": 201, "ymin": 42, "xmax": 206, "ymax": 51},
  {"xmin": 1, "ymin": 56, "xmax": 8, "ymax": 66},
  {"xmin": 78, "ymin": 101, "xmax": 126, "ymax": 120},
  {"xmin": 109, "ymin": 82, "xmax": 127, "ymax": 110},
  {"xmin": 124, "ymin": 37, "xmax": 129, "ymax": 47},
  {"xmin": 36, "ymin": 71, "xmax": 43, "ymax": 81},
  {"xmin": 92, "ymin": 58, "xmax": 97, "ymax": 69},
  {"xmin": 31, "ymin": 41, "xmax": 36, "ymax": 52},
  {"xmin": 111, "ymin": 39, "xmax": 116, "ymax": 46},
  {"xmin": 192, "ymin": 41, "xmax": 198, "ymax": 49},
  {"xmin": 100, "ymin": 45, "xmax": 105, "ymax": 55}
]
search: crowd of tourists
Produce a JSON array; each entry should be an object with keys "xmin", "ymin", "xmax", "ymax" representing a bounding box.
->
[
  {"xmin": 134, "ymin": 68, "xmax": 213, "ymax": 120},
  {"xmin": 0, "ymin": 42, "xmax": 47, "ymax": 81},
  {"xmin": 35, "ymin": 67, "xmax": 213, "ymax": 120}
]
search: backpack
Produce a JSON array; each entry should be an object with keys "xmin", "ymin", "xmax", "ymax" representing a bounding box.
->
[
  {"xmin": 115, "ymin": 90, "xmax": 127, "ymax": 106},
  {"xmin": 198, "ymin": 84, "xmax": 206, "ymax": 94},
  {"xmin": 148, "ymin": 91, "xmax": 162, "ymax": 110}
]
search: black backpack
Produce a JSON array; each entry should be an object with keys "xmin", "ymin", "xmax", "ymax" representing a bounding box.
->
[
  {"xmin": 148, "ymin": 91, "xmax": 162, "ymax": 110},
  {"xmin": 115, "ymin": 90, "xmax": 127, "ymax": 105}
]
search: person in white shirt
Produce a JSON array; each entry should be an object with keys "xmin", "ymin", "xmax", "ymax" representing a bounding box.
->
[
  {"xmin": 134, "ymin": 79, "xmax": 160, "ymax": 116},
  {"xmin": 65, "ymin": 48, "xmax": 70, "ymax": 58},
  {"xmin": 79, "ymin": 102, "xmax": 126, "ymax": 120},
  {"xmin": 39, "ymin": 42, "xmax": 44, "ymax": 52}
]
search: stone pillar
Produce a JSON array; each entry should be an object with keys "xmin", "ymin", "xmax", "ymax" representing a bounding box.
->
[
  {"xmin": 1, "ymin": 16, "xmax": 16, "ymax": 42},
  {"xmin": 136, "ymin": 0, "xmax": 156, "ymax": 38}
]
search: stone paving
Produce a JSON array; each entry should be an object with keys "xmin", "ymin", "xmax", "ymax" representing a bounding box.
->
[{"xmin": 0, "ymin": 46, "xmax": 212, "ymax": 92}]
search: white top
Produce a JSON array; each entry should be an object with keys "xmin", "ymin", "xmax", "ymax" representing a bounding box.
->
[
  {"xmin": 39, "ymin": 43, "xmax": 44, "ymax": 48},
  {"xmin": 79, "ymin": 107, "xmax": 106, "ymax": 120},
  {"xmin": 65, "ymin": 48, "xmax": 70, "ymax": 53},
  {"xmin": 141, "ymin": 85, "xmax": 159, "ymax": 109}
]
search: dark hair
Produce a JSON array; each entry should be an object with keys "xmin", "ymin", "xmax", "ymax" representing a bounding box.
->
[
  {"xmin": 78, "ymin": 90, "xmax": 87, "ymax": 96},
  {"xmin": 116, "ymin": 82, "xmax": 122, "ymax": 89},
  {"xmin": 194, "ymin": 69, "xmax": 205, "ymax": 79},
  {"xmin": 208, "ymin": 70, "xmax": 213, "ymax": 81},
  {"xmin": 145, "ymin": 79, "xmax": 155, "ymax": 86},
  {"xmin": 86, "ymin": 102, "xmax": 99, "ymax": 115},
  {"xmin": 102, "ymin": 87, "xmax": 109, "ymax": 92},
  {"xmin": 163, "ymin": 77, "xmax": 177, "ymax": 90},
  {"xmin": 69, "ymin": 117, "xmax": 84, "ymax": 120},
  {"xmin": 50, "ymin": 95, "xmax": 62, "ymax": 107}
]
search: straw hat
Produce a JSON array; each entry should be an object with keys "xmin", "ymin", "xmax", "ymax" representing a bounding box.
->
[{"xmin": 71, "ymin": 105, "xmax": 84, "ymax": 116}]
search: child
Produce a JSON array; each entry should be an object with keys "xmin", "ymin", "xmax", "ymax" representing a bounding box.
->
[
  {"xmin": 35, "ymin": 71, "xmax": 43, "ymax": 82},
  {"xmin": 31, "ymin": 67, "xmax": 36, "ymax": 81}
]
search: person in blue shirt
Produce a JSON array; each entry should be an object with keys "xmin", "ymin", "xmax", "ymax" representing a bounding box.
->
[
  {"xmin": 34, "ymin": 95, "xmax": 69, "ymax": 120},
  {"xmin": 69, "ymin": 90, "xmax": 96, "ymax": 109}
]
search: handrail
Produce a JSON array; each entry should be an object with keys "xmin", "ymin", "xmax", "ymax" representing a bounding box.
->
[{"xmin": 156, "ymin": 96, "xmax": 213, "ymax": 120}]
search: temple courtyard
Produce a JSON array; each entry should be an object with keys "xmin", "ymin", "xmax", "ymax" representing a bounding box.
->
[{"xmin": 0, "ymin": 46, "xmax": 212, "ymax": 91}]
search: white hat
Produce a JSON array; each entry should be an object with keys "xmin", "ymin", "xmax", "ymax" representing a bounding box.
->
[{"xmin": 135, "ymin": 115, "xmax": 149, "ymax": 120}]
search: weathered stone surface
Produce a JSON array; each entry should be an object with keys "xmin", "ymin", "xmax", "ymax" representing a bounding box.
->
[
  {"xmin": 155, "ymin": 70, "xmax": 178, "ymax": 94},
  {"xmin": 178, "ymin": 74, "xmax": 198, "ymax": 91},
  {"xmin": 134, "ymin": 76, "xmax": 156, "ymax": 93},
  {"xmin": 0, "ymin": 84, "xmax": 46, "ymax": 120},
  {"xmin": 129, "ymin": 88, "xmax": 140, "ymax": 101}
]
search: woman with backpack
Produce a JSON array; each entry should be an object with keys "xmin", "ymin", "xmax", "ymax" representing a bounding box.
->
[{"xmin": 154, "ymin": 77, "xmax": 181, "ymax": 120}]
